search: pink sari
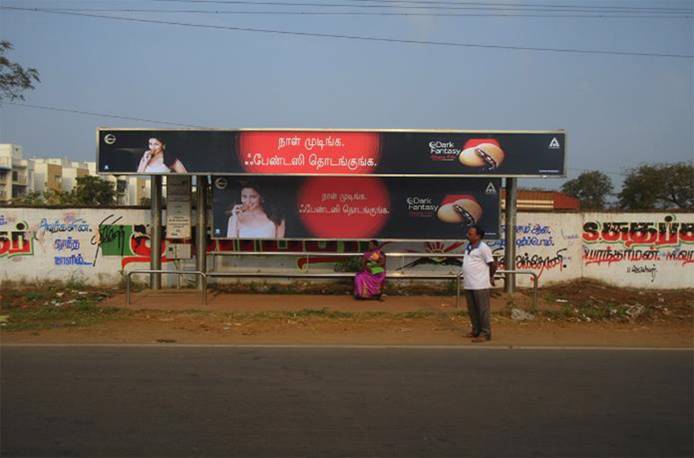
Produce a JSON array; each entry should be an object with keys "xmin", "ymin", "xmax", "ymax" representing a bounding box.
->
[{"xmin": 354, "ymin": 248, "xmax": 386, "ymax": 299}]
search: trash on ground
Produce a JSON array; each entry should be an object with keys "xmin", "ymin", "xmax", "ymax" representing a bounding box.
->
[{"xmin": 511, "ymin": 308, "xmax": 535, "ymax": 321}]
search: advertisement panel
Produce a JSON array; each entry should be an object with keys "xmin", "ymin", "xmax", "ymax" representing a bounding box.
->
[
  {"xmin": 165, "ymin": 176, "xmax": 192, "ymax": 239},
  {"xmin": 98, "ymin": 129, "xmax": 565, "ymax": 177},
  {"xmin": 211, "ymin": 176, "xmax": 500, "ymax": 241}
]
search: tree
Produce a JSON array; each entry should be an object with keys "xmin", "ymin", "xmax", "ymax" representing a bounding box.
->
[
  {"xmin": 0, "ymin": 41, "xmax": 40, "ymax": 101},
  {"xmin": 11, "ymin": 191, "xmax": 45, "ymax": 206},
  {"xmin": 10, "ymin": 189, "xmax": 67, "ymax": 206},
  {"xmin": 43, "ymin": 189, "xmax": 72, "ymax": 206},
  {"xmin": 70, "ymin": 176, "xmax": 116, "ymax": 206},
  {"xmin": 619, "ymin": 162, "xmax": 694, "ymax": 210},
  {"xmin": 561, "ymin": 170, "xmax": 613, "ymax": 209}
]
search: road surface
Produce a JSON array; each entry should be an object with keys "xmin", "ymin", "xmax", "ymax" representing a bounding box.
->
[{"xmin": 2, "ymin": 345, "xmax": 692, "ymax": 457}]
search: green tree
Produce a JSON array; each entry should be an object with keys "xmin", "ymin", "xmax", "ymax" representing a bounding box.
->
[
  {"xmin": 43, "ymin": 189, "xmax": 72, "ymax": 206},
  {"xmin": 0, "ymin": 41, "xmax": 40, "ymax": 101},
  {"xmin": 11, "ymin": 191, "xmax": 45, "ymax": 206},
  {"xmin": 12, "ymin": 189, "xmax": 69, "ymax": 206},
  {"xmin": 619, "ymin": 162, "xmax": 694, "ymax": 210},
  {"xmin": 70, "ymin": 176, "xmax": 116, "ymax": 206},
  {"xmin": 561, "ymin": 170, "xmax": 614, "ymax": 209}
]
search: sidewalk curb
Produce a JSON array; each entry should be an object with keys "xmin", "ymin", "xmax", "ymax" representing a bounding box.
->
[{"xmin": 2, "ymin": 343, "xmax": 692, "ymax": 351}]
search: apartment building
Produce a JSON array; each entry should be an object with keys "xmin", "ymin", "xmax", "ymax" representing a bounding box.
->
[
  {"xmin": 0, "ymin": 144, "xmax": 149, "ymax": 205},
  {"xmin": 29, "ymin": 158, "xmax": 65, "ymax": 194},
  {"xmin": 0, "ymin": 144, "xmax": 30, "ymax": 202}
]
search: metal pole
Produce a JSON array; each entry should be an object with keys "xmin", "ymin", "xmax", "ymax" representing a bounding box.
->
[
  {"xmin": 150, "ymin": 175, "xmax": 162, "ymax": 290},
  {"xmin": 126, "ymin": 272, "xmax": 131, "ymax": 305},
  {"xmin": 504, "ymin": 178, "xmax": 518, "ymax": 293},
  {"xmin": 456, "ymin": 271, "xmax": 463, "ymax": 308},
  {"xmin": 196, "ymin": 175, "xmax": 208, "ymax": 290}
]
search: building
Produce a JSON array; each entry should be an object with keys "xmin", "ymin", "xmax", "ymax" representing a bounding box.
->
[
  {"xmin": 0, "ymin": 144, "xmax": 149, "ymax": 205},
  {"xmin": 29, "ymin": 158, "xmax": 64, "ymax": 194},
  {"xmin": 501, "ymin": 189, "xmax": 580, "ymax": 210},
  {"xmin": 61, "ymin": 161, "xmax": 90, "ymax": 193},
  {"xmin": 124, "ymin": 176, "xmax": 150, "ymax": 206},
  {"xmin": 0, "ymin": 144, "xmax": 30, "ymax": 202}
]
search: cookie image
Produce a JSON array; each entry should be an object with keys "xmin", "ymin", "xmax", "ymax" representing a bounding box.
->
[
  {"xmin": 459, "ymin": 141, "xmax": 505, "ymax": 170},
  {"xmin": 437, "ymin": 195, "xmax": 482, "ymax": 225}
]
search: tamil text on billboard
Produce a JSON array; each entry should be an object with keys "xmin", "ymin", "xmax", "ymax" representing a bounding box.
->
[
  {"xmin": 211, "ymin": 176, "xmax": 501, "ymax": 241},
  {"xmin": 98, "ymin": 129, "xmax": 566, "ymax": 177}
]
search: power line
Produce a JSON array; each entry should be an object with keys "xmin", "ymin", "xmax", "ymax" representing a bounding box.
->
[
  {"xmin": 21, "ymin": 7, "xmax": 693, "ymax": 19},
  {"xmin": 354, "ymin": 0, "xmax": 693, "ymax": 14},
  {"xmin": 320, "ymin": 0, "xmax": 693, "ymax": 12},
  {"xmin": 6, "ymin": 102, "xmax": 205, "ymax": 128},
  {"xmin": 9, "ymin": 0, "xmax": 690, "ymax": 13},
  {"xmin": 3, "ymin": 6, "xmax": 692, "ymax": 58},
  {"xmin": 149, "ymin": 0, "xmax": 693, "ymax": 14}
]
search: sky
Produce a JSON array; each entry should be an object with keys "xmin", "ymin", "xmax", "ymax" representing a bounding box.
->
[{"xmin": 0, "ymin": 0, "xmax": 692, "ymax": 190}]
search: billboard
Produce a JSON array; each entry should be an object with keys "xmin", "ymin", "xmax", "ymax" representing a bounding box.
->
[
  {"xmin": 98, "ymin": 129, "xmax": 566, "ymax": 177},
  {"xmin": 211, "ymin": 176, "xmax": 501, "ymax": 241}
]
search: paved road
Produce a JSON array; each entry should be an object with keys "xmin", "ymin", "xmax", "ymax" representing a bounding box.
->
[{"xmin": 2, "ymin": 345, "xmax": 692, "ymax": 457}]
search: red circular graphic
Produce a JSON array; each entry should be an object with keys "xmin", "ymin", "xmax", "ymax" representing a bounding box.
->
[
  {"xmin": 462, "ymin": 138, "xmax": 501, "ymax": 149},
  {"xmin": 297, "ymin": 177, "xmax": 390, "ymax": 238},
  {"xmin": 440, "ymin": 194, "xmax": 477, "ymax": 205},
  {"xmin": 238, "ymin": 131, "xmax": 381, "ymax": 174}
]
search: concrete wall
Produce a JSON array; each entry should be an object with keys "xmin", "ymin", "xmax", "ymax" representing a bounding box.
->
[
  {"xmin": 1, "ymin": 208, "xmax": 692, "ymax": 289},
  {"xmin": 580, "ymin": 212, "xmax": 694, "ymax": 289}
]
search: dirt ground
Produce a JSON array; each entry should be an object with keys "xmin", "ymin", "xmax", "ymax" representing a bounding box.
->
[
  {"xmin": 2, "ymin": 280, "xmax": 692, "ymax": 347},
  {"xmin": 3, "ymin": 314, "xmax": 692, "ymax": 347}
]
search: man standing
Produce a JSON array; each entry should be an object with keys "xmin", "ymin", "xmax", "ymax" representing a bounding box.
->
[{"xmin": 462, "ymin": 225, "xmax": 497, "ymax": 342}]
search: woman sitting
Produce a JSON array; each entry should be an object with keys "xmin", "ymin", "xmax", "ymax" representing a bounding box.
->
[{"xmin": 354, "ymin": 240, "xmax": 386, "ymax": 300}]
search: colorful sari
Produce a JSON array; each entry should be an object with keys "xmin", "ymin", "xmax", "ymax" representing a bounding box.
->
[{"xmin": 354, "ymin": 248, "xmax": 386, "ymax": 299}]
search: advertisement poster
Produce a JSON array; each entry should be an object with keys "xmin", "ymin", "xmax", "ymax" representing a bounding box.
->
[
  {"xmin": 98, "ymin": 129, "xmax": 565, "ymax": 177},
  {"xmin": 165, "ymin": 176, "xmax": 192, "ymax": 239},
  {"xmin": 211, "ymin": 176, "xmax": 500, "ymax": 241}
]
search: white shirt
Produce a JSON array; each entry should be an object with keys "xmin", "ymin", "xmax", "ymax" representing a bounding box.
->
[
  {"xmin": 462, "ymin": 241, "xmax": 494, "ymax": 290},
  {"xmin": 144, "ymin": 162, "xmax": 171, "ymax": 173},
  {"xmin": 227, "ymin": 216, "xmax": 277, "ymax": 239}
]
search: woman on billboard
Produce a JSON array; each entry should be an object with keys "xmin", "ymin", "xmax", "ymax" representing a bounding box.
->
[
  {"xmin": 226, "ymin": 181, "xmax": 286, "ymax": 239},
  {"xmin": 354, "ymin": 240, "xmax": 386, "ymax": 300},
  {"xmin": 136, "ymin": 137, "xmax": 188, "ymax": 173}
]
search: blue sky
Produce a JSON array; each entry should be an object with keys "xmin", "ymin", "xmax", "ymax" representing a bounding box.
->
[{"xmin": 1, "ymin": 0, "xmax": 692, "ymax": 189}]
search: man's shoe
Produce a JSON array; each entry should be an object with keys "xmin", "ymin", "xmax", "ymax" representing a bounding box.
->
[
  {"xmin": 464, "ymin": 332, "xmax": 479, "ymax": 338},
  {"xmin": 471, "ymin": 336, "xmax": 491, "ymax": 343}
]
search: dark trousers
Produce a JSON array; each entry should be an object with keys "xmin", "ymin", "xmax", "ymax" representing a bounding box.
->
[{"xmin": 465, "ymin": 289, "xmax": 491, "ymax": 338}]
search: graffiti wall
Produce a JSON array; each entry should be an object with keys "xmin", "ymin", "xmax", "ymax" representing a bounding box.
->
[
  {"xmin": 1, "ymin": 208, "xmax": 692, "ymax": 289},
  {"xmin": 581, "ymin": 213, "xmax": 694, "ymax": 289},
  {"xmin": 491, "ymin": 213, "xmax": 583, "ymax": 287},
  {"xmin": 0, "ymin": 209, "xmax": 151, "ymax": 285}
]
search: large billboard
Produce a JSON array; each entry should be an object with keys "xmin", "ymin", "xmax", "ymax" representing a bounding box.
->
[
  {"xmin": 211, "ymin": 176, "xmax": 501, "ymax": 241},
  {"xmin": 98, "ymin": 129, "xmax": 566, "ymax": 177}
]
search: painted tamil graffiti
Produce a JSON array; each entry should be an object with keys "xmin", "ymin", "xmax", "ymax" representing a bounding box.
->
[
  {"xmin": 582, "ymin": 215, "xmax": 694, "ymax": 247},
  {"xmin": 0, "ymin": 220, "xmax": 34, "ymax": 258},
  {"xmin": 582, "ymin": 215, "xmax": 694, "ymax": 267}
]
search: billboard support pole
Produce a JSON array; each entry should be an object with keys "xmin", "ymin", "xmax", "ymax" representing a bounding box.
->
[
  {"xmin": 196, "ymin": 176, "xmax": 207, "ymax": 290},
  {"xmin": 504, "ymin": 177, "xmax": 517, "ymax": 293},
  {"xmin": 150, "ymin": 175, "xmax": 162, "ymax": 290}
]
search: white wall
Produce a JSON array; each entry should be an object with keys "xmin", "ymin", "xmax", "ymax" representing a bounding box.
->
[
  {"xmin": 493, "ymin": 212, "xmax": 584, "ymax": 287},
  {"xmin": 1, "ymin": 208, "xmax": 692, "ymax": 289},
  {"xmin": 1, "ymin": 208, "xmax": 149, "ymax": 285},
  {"xmin": 29, "ymin": 161, "xmax": 48, "ymax": 193},
  {"xmin": 580, "ymin": 212, "xmax": 694, "ymax": 289}
]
